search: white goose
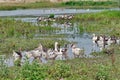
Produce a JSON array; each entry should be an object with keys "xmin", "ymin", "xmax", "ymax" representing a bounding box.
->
[
  {"xmin": 37, "ymin": 43, "xmax": 57, "ymax": 61},
  {"xmin": 96, "ymin": 35, "xmax": 105, "ymax": 51},
  {"xmin": 54, "ymin": 42, "xmax": 66, "ymax": 60},
  {"xmin": 55, "ymin": 48, "xmax": 63, "ymax": 60},
  {"xmin": 25, "ymin": 44, "xmax": 43, "ymax": 62},
  {"xmin": 92, "ymin": 33, "xmax": 98, "ymax": 48},
  {"xmin": 71, "ymin": 44, "xmax": 84, "ymax": 58},
  {"xmin": 62, "ymin": 44, "xmax": 69, "ymax": 60},
  {"xmin": 13, "ymin": 50, "xmax": 22, "ymax": 61}
]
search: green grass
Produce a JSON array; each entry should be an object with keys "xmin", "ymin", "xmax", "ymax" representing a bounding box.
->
[
  {"xmin": 62, "ymin": 1, "xmax": 118, "ymax": 9},
  {"xmin": 0, "ymin": 1, "xmax": 59, "ymax": 10},
  {"xmin": 75, "ymin": 10, "xmax": 120, "ymax": 36}
]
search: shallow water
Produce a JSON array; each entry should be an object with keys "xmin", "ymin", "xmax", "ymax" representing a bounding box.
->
[
  {"xmin": 4, "ymin": 17, "xmax": 101, "ymax": 67},
  {"xmin": 1, "ymin": 8, "xmax": 119, "ymax": 66}
]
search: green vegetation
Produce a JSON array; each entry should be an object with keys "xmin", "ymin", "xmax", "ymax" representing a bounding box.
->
[
  {"xmin": 0, "ymin": 18, "xmax": 66, "ymax": 54},
  {"xmin": 1, "ymin": 50, "xmax": 120, "ymax": 80},
  {"xmin": 0, "ymin": 10, "xmax": 120, "ymax": 80},
  {"xmin": 0, "ymin": 1, "xmax": 118, "ymax": 10},
  {"xmin": 0, "ymin": 18, "xmax": 60, "ymax": 39},
  {"xmin": 0, "ymin": 1, "xmax": 58, "ymax": 10},
  {"xmin": 76, "ymin": 10, "xmax": 120, "ymax": 36},
  {"xmin": 62, "ymin": 1, "xmax": 118, "ymax": 9},
  {"xmin": 49, "ymin": 14, "xmax": 55, "ymax": 18}
]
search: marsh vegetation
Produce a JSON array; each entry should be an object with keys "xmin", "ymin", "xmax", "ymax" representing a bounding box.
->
[{"xmin": 0, "ymin": 10, "xmax": 120, "ymax": 80}]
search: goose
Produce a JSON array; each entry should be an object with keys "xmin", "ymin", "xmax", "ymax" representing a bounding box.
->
[
  {"xmin": 25, "ymin": 50, "xmax": 42, "ymax": 62},
  {"xmin": 37, "ymin": 16, "xmax": 44, "ymax": 22},
  {"xmin": 96, "ymin": 35, "xmax": 105, "ymax": 51},
  {"xmin": 25, "ymin": 44, "xmax": 43, "ymax": 63},
  {"xmin": 61, "ymin": 44, "xmax": 69, "ymax": 60},
  {"xmin": 13, "ymin": 49, "xmax": 22, "ymax": 66},
  {"xmin": 108, "ymin": 36, "xmax": 117, "ymax": 45},
  {"xmin": 53, "ymin": 41, "xmax": 65, "ymax": 60},
  {"xmin": 67, "ymin": 15, "xmax": 74, "ymax": 20},
  {"xmin": 92, "ymin": 33, "xmax": 98, "ymax": 51},
  {"xmin": 92, "ymin": 33, "xmax": 98, "ymax": 46},
  {"xmin": 54, "ymin": 42, "xmax": 60, "ymax": 52},
  {"xmin": 36, "ymin": 43, "xmax": 57, "ymax": 61},
  {"xmin": 46, "ymin": 49, "xmax": 57, "ymax": 60},
  {"xmin": 71, "ymin": 43, "xmax": 84, "ymax": 58},
  {"xmin": 116, "ymin": 37, "xmax": 120, "ymax": 45},
  {"xmin": 56, "ymin": 48, "xmax": 63, "ymax": 60}
]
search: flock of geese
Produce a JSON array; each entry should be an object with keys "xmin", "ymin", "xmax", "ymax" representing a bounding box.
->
[
  {"xmin": 92, "ymin": 33, "xmax": 120, "ymax": 52},
  {"xmin": 13, "ymin": 42, "xmax": 84, "ymax": 66},
  {"xmin": 37, "ymin": 14, "xmax": 74, "ymax": 22},
  {"xmin": 13, "ymin": 33, "xmax": 120, "ymax": 66}
]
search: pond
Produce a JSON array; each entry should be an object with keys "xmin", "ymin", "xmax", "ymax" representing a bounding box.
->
[{"xmin": 1, "ymin": 8, "xmax": 119, "ymax": 66}]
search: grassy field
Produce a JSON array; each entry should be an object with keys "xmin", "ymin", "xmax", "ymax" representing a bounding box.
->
[{"xmin": 0, "ymin": 1, "xmax": 119, "ymax": 10}]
